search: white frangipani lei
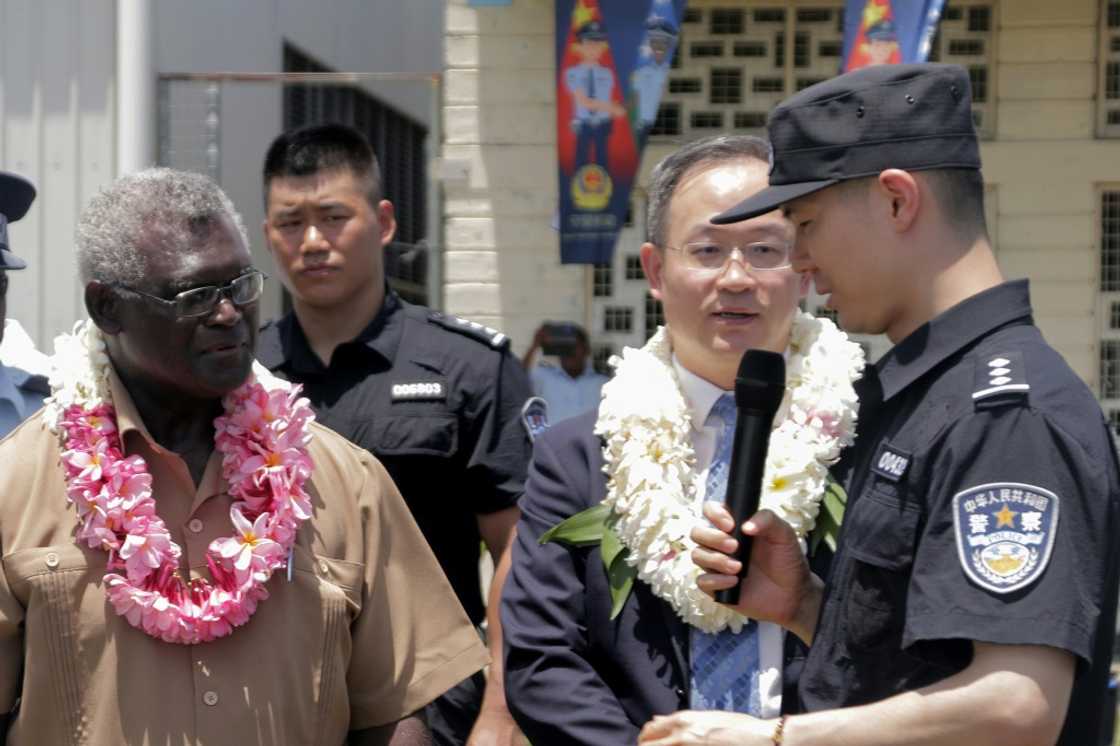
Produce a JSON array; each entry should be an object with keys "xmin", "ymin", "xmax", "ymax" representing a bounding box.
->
[{"xmin": 594, "ymin": 312, "xmax": 863, "ymax": 633}]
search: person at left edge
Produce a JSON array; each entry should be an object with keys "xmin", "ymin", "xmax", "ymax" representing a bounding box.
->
[
  {"xmin": 256, "ymin": 123, "xmax": 533, "ymax": 746},
  {"xmin": 0, "ymin": 170, "xmax": 48, "ymax": 439},
  {"xmin": 0, "ymin": 168, "xmax": 488, "ymax": 745}
]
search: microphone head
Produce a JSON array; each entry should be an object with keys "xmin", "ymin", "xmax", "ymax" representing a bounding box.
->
[{"xmin": 734, "ymin": 349, "xmax": 786, "ymax": 414}]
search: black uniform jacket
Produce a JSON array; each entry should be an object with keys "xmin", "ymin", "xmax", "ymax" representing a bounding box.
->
[
  {"xmin": 258, "ymin": 290, "xmax": 532, "ymax": 625},
  {"xmin": 804, "ymin": 280, "xmax": 1120, "ymax": 746},
  {"xmin": 502, "ymin": 411, "xmax": 814, "ymax": 746}
]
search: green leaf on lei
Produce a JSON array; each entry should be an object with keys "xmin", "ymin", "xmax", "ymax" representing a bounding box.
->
[
  {"xmin": 540, "ymin": 505, "xmax": 637, "ymax": 619},
  {"xmin": 810, "ymin": 477, "xmax": 848, "ymax": 555},
  {"xmin": 539, "ymin": 503, "xmax": 609, "ymax": 546}
]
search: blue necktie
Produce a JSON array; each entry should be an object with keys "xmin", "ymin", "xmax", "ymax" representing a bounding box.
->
[{"xmin": 689, "ymin": 393, "xmax": 762, "ymax": 714}]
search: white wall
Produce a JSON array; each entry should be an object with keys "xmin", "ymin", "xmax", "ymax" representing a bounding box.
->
[{"xmin": 1, "ymin": 0, "xmax": 116, "ymax": 350}]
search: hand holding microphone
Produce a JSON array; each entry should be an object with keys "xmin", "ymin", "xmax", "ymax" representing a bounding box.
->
[{"xmin": 712, "ymin": 348, "xmax": 786, "ymax": 607}]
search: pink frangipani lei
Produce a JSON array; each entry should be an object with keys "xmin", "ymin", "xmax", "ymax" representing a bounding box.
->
[{"xmin": 55, "ymin": 377, "xmax": 315, "ymax": 644}]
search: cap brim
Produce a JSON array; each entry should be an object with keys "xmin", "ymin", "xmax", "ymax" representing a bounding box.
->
[
  {"xmin": 0, "ymin": 247, "xmax": 26, "ymax": 270},
  {"xmin": 711, "ymin": 178, "xmax": 838, "ymax": 224}
]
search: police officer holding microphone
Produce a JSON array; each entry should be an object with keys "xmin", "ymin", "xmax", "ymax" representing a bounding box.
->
[{"xmin": 641, "ymin": 63, "xmax": 1120, "ymax": 746}]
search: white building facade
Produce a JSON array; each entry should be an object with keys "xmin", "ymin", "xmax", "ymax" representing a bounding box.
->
[{"xmin": 442, "ymin": 0, "xmax": 1120, "ymax": 428}]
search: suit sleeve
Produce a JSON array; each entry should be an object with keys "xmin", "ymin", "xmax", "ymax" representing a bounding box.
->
[{"xmin": 500, "ymin": 427, "xmax": 639, "ymax": 746}]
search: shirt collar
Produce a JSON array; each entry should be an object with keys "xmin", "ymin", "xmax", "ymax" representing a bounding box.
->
[
  {"xmin": 282, "ymin": 286, "xmax": 404, "ymax": 374},
  {"xmin": 672, "ymin": 355, "xmax": 730, "ymax": 432},
  {"xmin": 106, "ymin": 362, "xmax": 158, "ymax": 444},
  {"xmin": 875, "ymin": 279, "xmax": 1033, "ymax": 402}
]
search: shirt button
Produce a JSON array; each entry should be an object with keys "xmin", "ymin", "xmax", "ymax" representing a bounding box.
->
[
  {"xmin": 202, "ymin": 690, "xmax": 219, "ymax": 706},
  {"xmin": 45, "ymin": 552, "xmax": 59, "ymax": 569},
  {"xmin": 188, "ymin": 519, "xmax": 204, "ymax": 534}
]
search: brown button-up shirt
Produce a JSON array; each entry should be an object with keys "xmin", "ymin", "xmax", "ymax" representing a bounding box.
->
[{"xmin": 0, "ymin": 369, "xmax": 487, "ymax": 745}]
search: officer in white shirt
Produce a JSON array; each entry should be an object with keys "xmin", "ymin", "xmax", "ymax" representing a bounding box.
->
[
  {"xmin": 522, "ymin": 322, "xmax": 609, "ymax": 424},
  {"xmin": 0, "ymin": 171, "xmax": 47, "ymax": 439}
]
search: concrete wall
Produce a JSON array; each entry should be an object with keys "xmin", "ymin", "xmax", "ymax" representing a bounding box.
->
[
  {"xmin": 3, "ymin": 1, "xmax": 444, "ymax": 348},
  {"xmin": 442, "ymin": 0, "xmax": 1120, "ymax": 389},
  {"xmin": 1, "ymin": 0, "xmax": 116, "ymax": 349},
  {"xmin": 443, "ymin": 0, "xmax": 583, "ymax": 353}
]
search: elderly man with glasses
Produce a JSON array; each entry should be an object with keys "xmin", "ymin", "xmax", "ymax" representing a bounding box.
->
[
  {"xmin": 500, "ymin": 135, "xmax": 863, "ymax": 746},
  {"xmin": 0, "ymin": 168, "xmax": 487, "ymax": 746}
]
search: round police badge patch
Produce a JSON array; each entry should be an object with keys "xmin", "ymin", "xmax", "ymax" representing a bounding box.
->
[
  {"xmin": 521, "ymin": 396, "xmax": 550, "ymax": 443},
  {"xmin": 952, "ymin": 482, "xmax": 1059, "ymax": 594}
]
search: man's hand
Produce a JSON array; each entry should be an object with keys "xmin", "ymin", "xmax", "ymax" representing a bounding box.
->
[
  {"xmin": 638, "ymin": 711, "xmax": 777, "ymax": 745},
  {"xmin": 691, "ymin": 505, "xmax": 822, "ymax": 644},
  {"xmin": 465, "ymin": 706, "xmax": 530, "ymax": 746}
]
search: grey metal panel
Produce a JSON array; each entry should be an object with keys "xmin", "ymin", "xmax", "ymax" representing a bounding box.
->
[{"xmin": 1, "ymin": 0, "xmax": 116, "ymax": 350}]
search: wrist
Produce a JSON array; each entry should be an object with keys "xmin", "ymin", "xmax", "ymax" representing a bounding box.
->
[{"xmin": 771, "ymin": 715, "xmax": 789, "ymax": 745}]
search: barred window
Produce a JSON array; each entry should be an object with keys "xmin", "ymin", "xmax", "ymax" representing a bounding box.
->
[
  {"xmin": 625, "ymin": 255, "xmax": 645, "ymax": 280},
  {"xmin": 815, "ymin": 306, "xmax": 839, "ymax": 325},
  {"xmin": 710, "ymin": 9, "xmax": 744, "ymax": 35},
  {"xmin": 968, "ymin": 6, "xmax": 991, "ymax": 31},
  {"xmin": 774, "ymin": 31, "xmax": 786, "ymax": 67},
  {"xmin": 710, "ymin": 69, "xmax": 743, "ymax": 104},
  {"xmin": 1103, "ymin": 191, "xmax": 1120, "ymax": 291},
  {"xmin": 1099, "ymin": 1, "xmax": 1120, "ymax": 134},
  {"xmin": 650, "ymin": 103, "xmax": 681, "ymax": 136},
  {"xmin": 690, "ymin": 42, "xmax": 724, "ymax": 58},
  {"xmin": 604, "ymin": 307, "xmax": 634, "ymax": 333},
  {"xmin": 669, "ymin": 78, "xmax": 703, "ymax": 94},
  {"xmin": 969, "ymin": 66, "xmax": 988, "ymax": 103},
  {"xmin": 1108, "ymin": 62, "xmax": 1120, "ymax": 99},
  {"xmin": 797, "ymin": 77, "xmax": 827, "ymax": 91},
  {"xmin": 593, "ymin": 263, "xmax": 612, "ymax": 298},
  {"xmin": 949, "ymin": 39, "xmax": 984, "ymax": 56},
  {"xmin": 1102, "ymin": 340, "xmax": 1120, "ymax": 399},
  {"xmin": 753, "ymin": 77, "xmax": 784, "ymax": 94},
  {"xmin": 734, "ymin": 41, "xmax": 768, "ymax": 57},
  {"xmin": 818, "ymin": 40, "xmax": 842, "ymax": 58},
  {"xmin": 1110, "ymin": 0, "xmax": 1120, "ymax": 26},
  {"xmin": 754, "ymin": 8, "xmax": 785, "ymax": 24},
  {"xmin": 796, "ymin": 8, "xmax": 832, "ymax": 23},
  {"xmin": 593, "ymin": 345, "xmax": 615, "ymax": 376},
  {"xmin": 691, "ymin": 111, "xmax": 724, "ymax": 129},
  {"xmin": 1110, "ymin": 302, "xmax": 1120, "ymax": 329},
  {"xmin": 683, "ymin": 8, "xmax": 702, "ymax": 24},
  {"xmin": 645, "ymin": 293, "xmax": 666, "ymax": 340},
  {"xmin": 734, "ymin": 111, "xmax": 768, "ymax": 129},
  {"xmin": 794, "ymin": 32, "xmax": 811, "ymax": 68}
]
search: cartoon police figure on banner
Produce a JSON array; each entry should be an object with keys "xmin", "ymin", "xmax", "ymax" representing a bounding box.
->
[{"xmin": 555, "ymin": 0, "xmax": 685, "ymax": 265}]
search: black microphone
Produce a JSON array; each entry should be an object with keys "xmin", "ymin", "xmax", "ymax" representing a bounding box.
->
[{"xmin": 713, "ymin": 349, "xmax": 786, "ymax": 606}]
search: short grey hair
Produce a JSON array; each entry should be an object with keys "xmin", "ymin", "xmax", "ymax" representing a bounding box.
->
[
  {"xmin": 646, "ymin": 135, "xmax": 773, "ymax": 247},
  {"xmin": 76, "ymin": 168, "xmax": 249, "ymax": 285}
]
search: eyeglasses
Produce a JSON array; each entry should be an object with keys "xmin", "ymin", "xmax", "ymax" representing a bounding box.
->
[
  {"xmin": 665, "ymin": 241, "xmax": 793, "ymax": 273},
  {"xmin": 116, "ymin": 270, "xmax": 266, "ymax": 319}
]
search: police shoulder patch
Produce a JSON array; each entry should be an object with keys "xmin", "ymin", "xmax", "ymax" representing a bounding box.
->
[
  {"xmin": 972, "ymin": 351, "xmax": 1029, "ymax": 404},
  {"xmin": 427, "ymin": 311, "xmax": 509, "ymax": 349},
  {"xmin": 521, "ymin": 396, "xmax": 550, "ymax": 442},
  {"xmin": 952, "ymin": 481, "xmax": 1059, "ymax": 594}
]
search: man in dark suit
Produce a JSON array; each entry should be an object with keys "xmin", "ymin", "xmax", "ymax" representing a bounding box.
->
[{"xmin": 502, "ymin": 135, "xmax": 856, "ymax": 745}]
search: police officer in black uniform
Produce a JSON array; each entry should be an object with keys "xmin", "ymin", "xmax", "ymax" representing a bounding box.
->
[
  {"xmin": 0, "ymin": 170, "xmax": 49, "ymax": 439},
  {"xmin": 256, "ymin": 124, "xmax": 532, "ymax": 745},
  {"xmin": 642, "ymin": 64, "xmax": 1120, "ymax": 746}
]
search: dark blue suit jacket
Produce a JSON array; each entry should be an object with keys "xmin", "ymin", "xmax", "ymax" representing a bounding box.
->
[{"xmin": 502, "ymin": 412, "xmax": 811, "ymax": 746}]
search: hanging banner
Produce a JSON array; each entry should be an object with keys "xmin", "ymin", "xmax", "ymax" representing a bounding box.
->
[
  {"xmin": 842, "ymin": 0, "xmax": 947, "ymax": 72},
  {"xmin": 556, "ymin": 0, "xmax": 684, "ymax": 265}
]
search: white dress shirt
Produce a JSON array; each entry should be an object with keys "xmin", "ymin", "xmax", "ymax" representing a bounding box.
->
[{"xmin": 672, "ymin": 356, "xmax": 784, "ymax": 718}]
